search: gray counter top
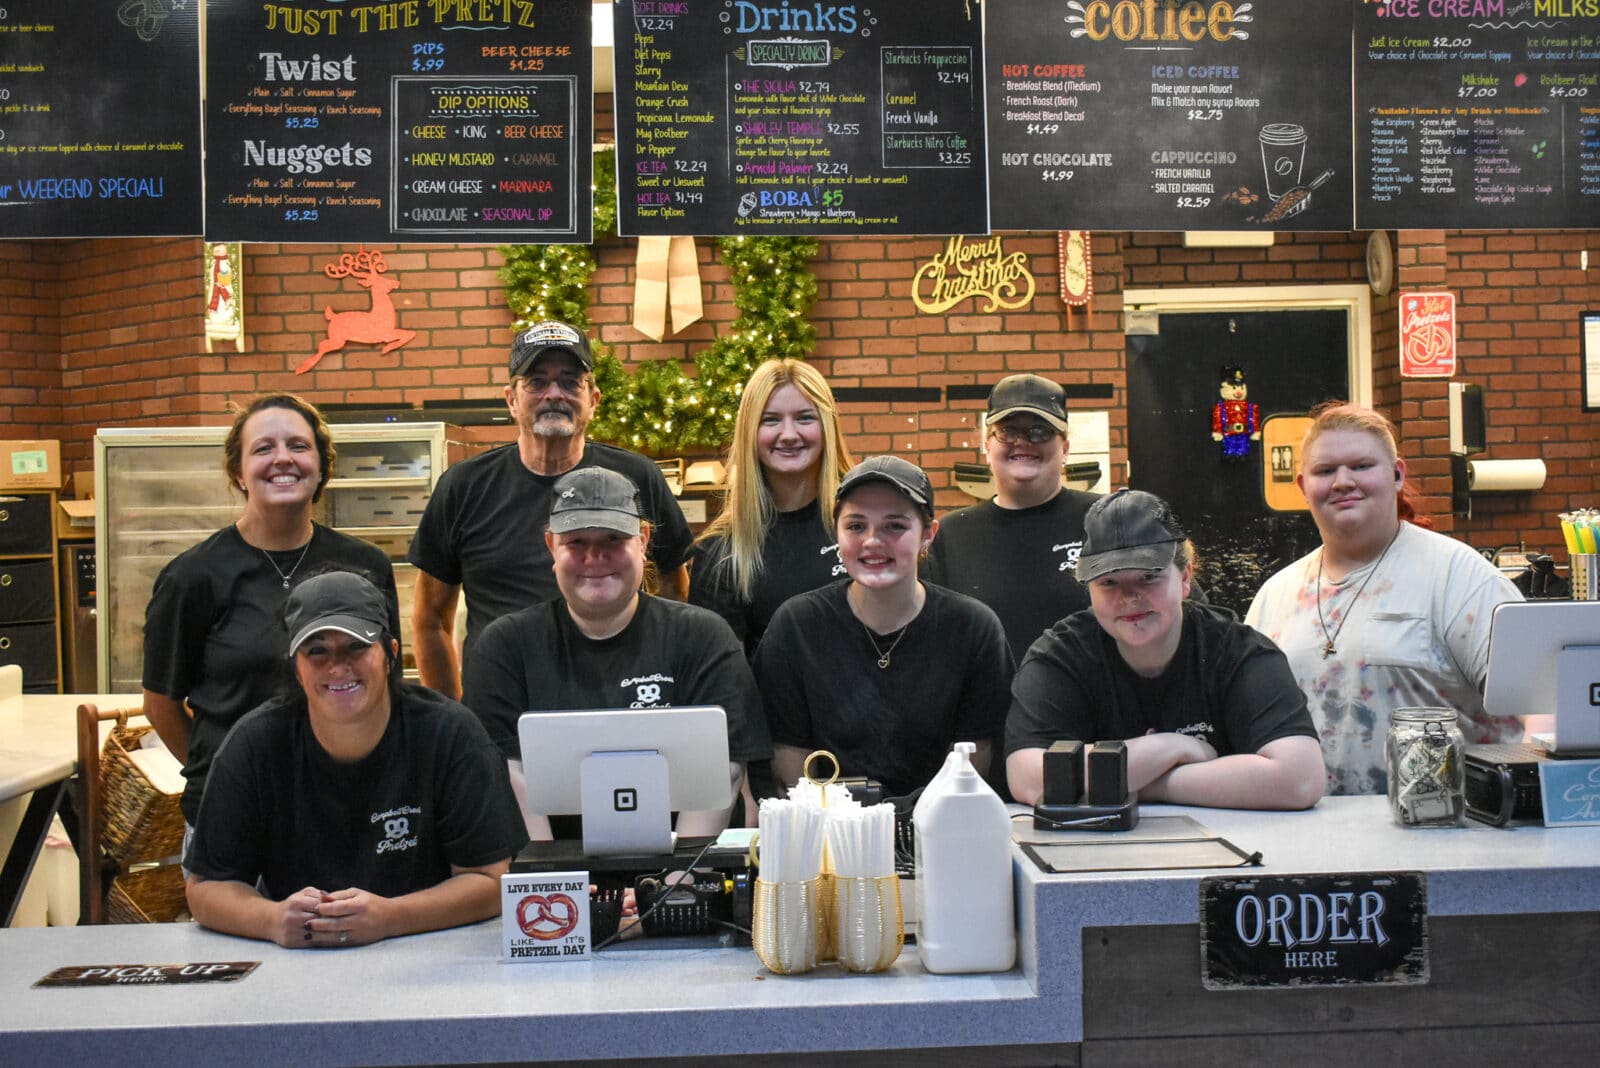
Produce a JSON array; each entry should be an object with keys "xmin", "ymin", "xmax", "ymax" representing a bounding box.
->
[{"xmin": 3, "ymin": 796, "xmax": 1597, "ymax": 1065}]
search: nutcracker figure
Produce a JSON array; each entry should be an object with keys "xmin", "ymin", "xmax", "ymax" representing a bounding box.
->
[{"xmin": 1211, "ymin": 365, "xmax": 1260, "ymax": 461}]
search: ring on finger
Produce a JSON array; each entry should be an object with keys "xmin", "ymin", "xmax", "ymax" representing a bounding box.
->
[{"xmin": 338, "ymin": 930, "xmax": 348, "ymax": 945}]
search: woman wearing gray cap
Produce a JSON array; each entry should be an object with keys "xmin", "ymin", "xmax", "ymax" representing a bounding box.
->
[
  {"xmin": 1006, "ymin": 489, "xmax": 1325, "ymax": 811},
  {"xmin": 185, "ymin": 570, "xmax": 527, "ymax": 947},
  {"xmin": 754, "ymin": 456, "xmax": 1013, "ymax": 798}
]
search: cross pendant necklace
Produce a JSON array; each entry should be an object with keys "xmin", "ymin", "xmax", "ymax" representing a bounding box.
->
[{"xmin": 1315, "ymin": 528, "xmax": 1401, "ymax": 659}]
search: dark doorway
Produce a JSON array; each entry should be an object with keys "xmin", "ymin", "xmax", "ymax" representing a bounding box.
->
[{"xmin": 1127, "ymin": 309, "xmax": 1350, "ymax": 614}]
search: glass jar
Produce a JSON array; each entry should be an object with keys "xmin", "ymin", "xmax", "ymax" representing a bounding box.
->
[{"xmin": 1386, "ymin": 707, "xmax": 1465, "ymax": 827}]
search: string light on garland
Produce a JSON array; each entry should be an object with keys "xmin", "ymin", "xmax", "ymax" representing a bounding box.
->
[{"xmin": 501, "ymin": 151, "xmax": 819, "ymax": 452}]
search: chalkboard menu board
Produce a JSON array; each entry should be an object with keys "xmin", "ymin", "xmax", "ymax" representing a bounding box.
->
[
  {"xmin": 204, "ymin": 0, "xmax": 591, "ymax": 243},
  {"xmin": 612, "ymin": 0, "xmax": 988, "ymax": 235},
  {"xmin": 1355, "ymin": 5, "xmax": 1600, "ymax": 230},
  {"xmin": 986, "ymin": 0, "xmax": 1353, "ymax": 232},
  {"xmin": 0, "ymin": 0, "xmax": 202, "ymax": 237}
]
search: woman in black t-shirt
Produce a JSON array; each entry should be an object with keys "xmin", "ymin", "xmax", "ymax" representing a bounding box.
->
[
  {"xmin": 689, "ymin": 358, "xmax": 856, "ymax": 654},
  {"xmin": 755, "ymin": 457, "xmax": 1014, "ymax": 798},
  {"xmin": 186, "ymin": 571, "xmax": 525, "ymax": 947},
  {"xmin": 142, "ymin": 394, "xmax": 398, "ymax": 828}
]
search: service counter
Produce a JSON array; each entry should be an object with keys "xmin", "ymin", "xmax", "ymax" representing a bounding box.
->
[{"xmin": 1, "ymin": 796, "xmax": 1597, "ymax": 1066}]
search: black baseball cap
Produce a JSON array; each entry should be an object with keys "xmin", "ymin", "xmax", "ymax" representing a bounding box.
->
[
  {"xmin": 836, "ymin": 455, "xmax": 935, "ymax": 518},
  {"xmin": 285, "ymin": 571, "xmax": 391, "ymax": 656},
  {"xmin": 1076, "ymin": 489, "xmax": 1186, "ymax": 584},
  {"xmin": 549, "ymin": 467, "xmax": 643, "ymax": 536},
  {"xmin": 987, "ymin": 374, "xmax": 1069, "ymax": 434},
  {"xmin": 509, "ymin": 320, "xmax": 594, "ymax": 377}
]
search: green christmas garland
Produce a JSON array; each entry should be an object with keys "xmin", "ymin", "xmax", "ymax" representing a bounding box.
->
[{"xmin": 500, "ymin": 146, "xmax": 819, "ymax": 452}]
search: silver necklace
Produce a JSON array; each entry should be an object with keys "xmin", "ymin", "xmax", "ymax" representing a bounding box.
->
[
  {"xmin": 260, "ymin": 540, "xmax": 313, "ymax": 589},
  {"xmin": 1315, "ymin": 528, "xmax": 1401, "ymax": 659},
  {"xmin": 862, "ymin": 622, "xmax": 908, "ymax": 670}
]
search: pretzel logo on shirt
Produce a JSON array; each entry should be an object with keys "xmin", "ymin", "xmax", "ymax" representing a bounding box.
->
[{"xmin": 636, "ymin": 683, "xmax": 662, "ymax": 705}]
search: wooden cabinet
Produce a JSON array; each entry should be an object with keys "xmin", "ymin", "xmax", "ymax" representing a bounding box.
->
[
  {"xmin": 94, "ymin": 424, "xmax": 455, "ymax": 692},
  {"xmin": 0, "ymin": 491, "xmax": 62, "ymax": 693}
]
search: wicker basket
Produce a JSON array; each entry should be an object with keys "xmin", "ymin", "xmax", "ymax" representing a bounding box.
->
[
  {"xmin": 99, "ymin": 723, "xmax": 185, "ymax": 866},
  {"xmin": 105, "ymin": 864, "xmax": 188, "ymax": 924}
]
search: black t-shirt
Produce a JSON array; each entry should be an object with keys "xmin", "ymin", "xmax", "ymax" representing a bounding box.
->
[
  {"xmin": 142, "ymin": 524, "xmax": 399, "ymax": 823},
  {"xmin": 753, "ymin": 580, "xmax": 1014, "ymax": 798},
  {"xmin": 923, "ymin": 490, "xmax": 1098, "ymax": 664},
  {"xmin": 186, "ymin": 685, "xmax": 528, "ymax": 901},
  {"xmin": 1005, "ymin": 601, "xmax": 1317, "ymax": 758},
  {"xmin": 407, "ymin": 442, "xmax": 692, "ymax": 662},
  {"xmin": 688, "ymin": 498, "xmax": 846, "ymax": 657},
  {"xmin": 461, "ymin": 593, "xmax": 770, "ymax": 764}
]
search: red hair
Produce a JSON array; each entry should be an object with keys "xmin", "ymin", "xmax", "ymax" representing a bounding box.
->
[{"xmin": 1302, "ymin": 401, "xmax": 1434, "ymax": 530}]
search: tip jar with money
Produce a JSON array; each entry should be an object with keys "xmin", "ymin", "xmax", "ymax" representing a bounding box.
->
[{"xmin": 1386, "ymin": 707, "xmax": 1466, "ymax": 827}]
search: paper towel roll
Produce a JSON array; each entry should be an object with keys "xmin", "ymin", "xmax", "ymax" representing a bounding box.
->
[{"xmin": 1466, "ymin": 458, "xmax": 1547, "ymax": 492}]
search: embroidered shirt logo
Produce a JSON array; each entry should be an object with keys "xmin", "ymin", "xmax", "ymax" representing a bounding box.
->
[
  {"xmin": 1053, "ymin": 540, "xmax": 1084, "ymax": 573},
  {"xmin": 621, "ymin": 672, "xmax": 674, "ymax": 708},
  {"xmin": 372, "ymin": 805, "xmax": 420, "ymax": 855}
]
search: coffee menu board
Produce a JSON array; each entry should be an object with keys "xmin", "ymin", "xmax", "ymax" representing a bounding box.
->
[
  {"xmin": 1355, "ymin": 4, "xmax": 1600, "ymax": 229},
  {"xmin": 204, "ymin": 0, "xmax": 591, "ymax": 242},
  {"xmin": 0, "ymin": 0, "xmax": 202, "ymax": 237},
  {"xmin": 612, "ymin": 0, "xmax": 988, "ymax": 235},
  {"xmin": 986, "ymin": 0, "xmax": 1354, "ymax": 232}
]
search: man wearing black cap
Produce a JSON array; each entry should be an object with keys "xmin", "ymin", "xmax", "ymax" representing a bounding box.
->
[
  {"xmin": 1005, "ymin": 490, "xmax": 1325, "ymax": 811},
  {"xmin": 464, "ymin": 467, "xmax": 768, "ymax": 838},
  {"xmin": 924, "ymin": 374, "xmax": 1098, "ymax": 664},
  {"xmin": 409, "ymin": 320, "xmax": 692, "ymax": 698}
]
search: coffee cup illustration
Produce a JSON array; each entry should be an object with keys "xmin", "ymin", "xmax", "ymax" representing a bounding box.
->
[{"xmin": 1258, "ymin": 124, "xmax": 1307, "ymax": 201}]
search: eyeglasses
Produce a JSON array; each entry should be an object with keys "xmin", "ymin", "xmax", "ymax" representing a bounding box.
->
[
  {"xmin": 989, "ymin": 423, "xmax": 1060, "ymax": 445},
  {"xmin": 520, "ymin": 372, "xmax": 589, "ymax": 396}
]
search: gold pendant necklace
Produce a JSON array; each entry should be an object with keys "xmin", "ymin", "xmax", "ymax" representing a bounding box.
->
[{"xmin": 862, "ymin": 622, "xmax": 908, "ymax": 670}]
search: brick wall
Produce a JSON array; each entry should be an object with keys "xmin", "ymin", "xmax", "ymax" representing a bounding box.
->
[{"xmin": 2, "ymin": 220, "xmax": 1597, "ymax": 560}]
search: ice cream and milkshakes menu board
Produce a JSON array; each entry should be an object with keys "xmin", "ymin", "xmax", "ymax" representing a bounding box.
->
[
  {"xmin": 0, "ymin": 0, "xmax": 202, "ymax": 237},
  {"xmin": 203, "ymin": 0, "xmax": 593, "ymax": 242},
  {"xmin": 611, "ymin": 0, "xmax": 989, "ymax": 235},
  {"xmin": 1355, "ymin": 0, "xmax": 1600, "ymax": 229}
]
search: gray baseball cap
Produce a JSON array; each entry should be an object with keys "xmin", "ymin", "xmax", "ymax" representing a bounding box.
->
[
  {"xmin": 285, "ymin": 571, "xmax": 390, "ymax": 656},
  {"xmin": 1076, "ymin": 489, "xmax": 1186, "ymax": 584},
  {"xmin": 549, "ymin": 467, "xmax": 643, "ymax": 536},
  {"xmin": 987, "ymin": 374, "xmax": 1069, "ymax": 434},
  {"xmin": 836, "ymin": 455, "xmax": 935, "ymax": 518}
]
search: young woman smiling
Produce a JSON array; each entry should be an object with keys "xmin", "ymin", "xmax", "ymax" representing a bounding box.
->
[
  {"xmin": 689, "ymin": 359, "xmax": 856, "ymax": 657},
  {"xmin": 753, "ymin": 456, "xmax": 1013, "ymax": 799},
  {"xmin": 142, "ymin": 394, "xmax": 399, "ymax": 834},
  {"xmin": 185, "ymin": 570, "xmax": 525, "ymax": 948},
  {"xmin": 1246, "ymin": 402, "xmax": 1523, "ymax": 796}
]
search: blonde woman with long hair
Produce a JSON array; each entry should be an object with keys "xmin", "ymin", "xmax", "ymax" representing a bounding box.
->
[{"xmin": 689, "ymin": 359, "xmax": 856, "ymax": 655}]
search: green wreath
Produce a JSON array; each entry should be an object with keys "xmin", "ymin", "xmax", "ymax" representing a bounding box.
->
[{"xmin": 501, "ymin": 146, "xmax": 819, "ymax": 452}]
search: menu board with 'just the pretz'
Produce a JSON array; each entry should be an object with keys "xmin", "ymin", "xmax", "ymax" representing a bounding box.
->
[
  {"xmin": 613, "ymin": 0, "xmax": 989, "ymax": 235},
  {"xmin": 204, "ymin": 0, "xmax": 591, "ymax": 243},
  {"xmin": 0, "ymin": 0, "xmax": 202, "ymax": 237},
  {"xmin": 1355, "ymin": 1, "xmax": 1600, "ymax": 229},
  {"xmin": 986, "ymin": 0, "xmax": 1354, "ymax": 232}
]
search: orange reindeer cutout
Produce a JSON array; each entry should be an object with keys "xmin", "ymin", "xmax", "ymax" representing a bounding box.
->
[{"xmin": 298, "ymin": 249, "xmax": 417, "ymax": 374}]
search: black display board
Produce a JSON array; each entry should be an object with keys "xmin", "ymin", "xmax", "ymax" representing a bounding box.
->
[
  {"xmin": 612, "ymin": 0, "xmax": 988, "ymax": 235},
  {"xmin": 0, "ymin": 0, "xmax": 202, "ymax": 237},
  {"xmin": 204, "ymin": 0, "xmax": 591, "ymax": 243},
  {"xmin": 986, "ymin": 0, "xmax": 1353, "ymax": 232},
  {"xmin": 1355, "ymin": 4, "xmax": 1600, "ymax": 230}
]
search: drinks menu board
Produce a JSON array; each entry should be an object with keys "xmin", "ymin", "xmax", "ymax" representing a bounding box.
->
[
  {"xmin": 986, "ymin": 0, "xmax": 1354, "ymax": 232},
  {"xmin": 204, "ymin": 0, "xmax": 591, "ymax": 243},
  {"xmin": 0, "ymin": 0, "xmax": 201, "ymax": 237},
  {"xmin": 612, "ymin": 0, "xmax": 988, "ymax": 235},
  {"xmin": 1355, "ymin": 3, "xmax": 1600, "ymax": 229}
]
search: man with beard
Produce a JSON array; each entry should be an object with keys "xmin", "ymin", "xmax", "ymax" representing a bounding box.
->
[{"xmin": 409, "ymin": 321, "xmax": 691, "ymax": 697}]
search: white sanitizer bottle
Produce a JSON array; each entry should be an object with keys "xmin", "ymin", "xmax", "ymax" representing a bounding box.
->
[{"xmin": 913, "ymin": 741, "xmax": 1017, "ymax": 973}]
